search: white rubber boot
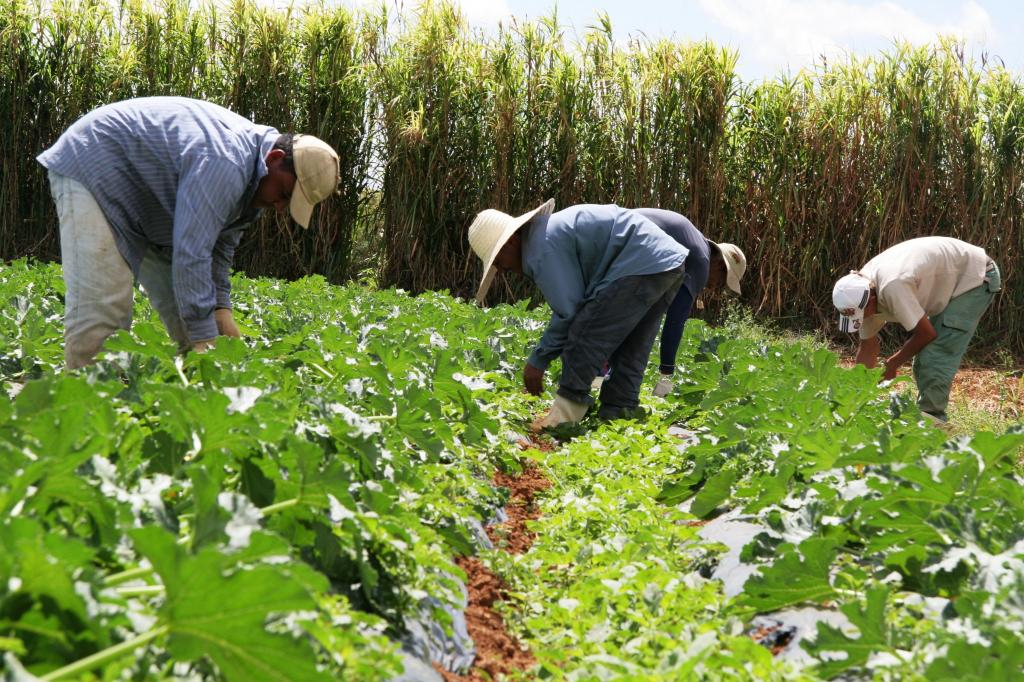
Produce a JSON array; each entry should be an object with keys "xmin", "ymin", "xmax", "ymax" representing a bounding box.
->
[
  {"xmin": 652, "ymin": 373, "xmax": 674, "ymax": 398},
  {"xmin": 532, "ymin": 395, "xmax": 589, "ymax": 431}
]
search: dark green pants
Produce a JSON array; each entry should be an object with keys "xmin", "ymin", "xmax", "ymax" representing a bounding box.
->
[{"xmin": 914, "ymin": 262, "xmax": 1001, "ymax": 421}]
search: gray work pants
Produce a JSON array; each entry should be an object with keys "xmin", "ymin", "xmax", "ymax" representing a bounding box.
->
[
  {"xmin": 49, "ymin": 171, "xmax": 190, "ymax": 369},
  {"xmin": 557, "ymin": 265, "xmax": 685, "ymax": 419}
]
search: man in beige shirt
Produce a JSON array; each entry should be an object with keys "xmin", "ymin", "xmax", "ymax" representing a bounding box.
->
[{"xmin": 832, "ymin": 236, "xmax": 1001, "ymax": 422}]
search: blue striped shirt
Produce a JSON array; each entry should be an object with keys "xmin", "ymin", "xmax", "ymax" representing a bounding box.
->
[
  {"xmin": 37, "ymin": 97, "xmax": 279, "ymax": 341},
  {"xmin": 522, "ymin": 204, "xmax": 689, "ymax": 370}
]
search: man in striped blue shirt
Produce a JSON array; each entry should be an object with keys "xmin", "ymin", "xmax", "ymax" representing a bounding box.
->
[{"xmin": 37, "ymin": 97, "xmax": 340, "ymax": 369}]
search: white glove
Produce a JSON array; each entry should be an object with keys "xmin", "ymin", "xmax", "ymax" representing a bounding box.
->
[
  {"xmin": 531, "ymin": 395, "xmax": 589, "ymax": 431},
  {"xmin": 653, "ymin": 373, "xmax": 674, "ymax": 398}
]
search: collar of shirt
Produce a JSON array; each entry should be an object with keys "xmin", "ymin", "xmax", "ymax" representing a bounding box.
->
[
  {"xmin": 228, "ymin": 130, "xmax": 280, "ymax": 227},
  {"xmin": 521, "ymin": 215, "xmax": 549, "ymax": 280}
]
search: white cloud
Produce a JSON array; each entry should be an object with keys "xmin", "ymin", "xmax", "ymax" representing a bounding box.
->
[{"xmin": 698, "ymin": 0, "xmax": 995, "ymax": 73}]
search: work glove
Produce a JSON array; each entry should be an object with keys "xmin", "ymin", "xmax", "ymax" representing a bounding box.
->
[
  {"xmin": 531, "ymin": 394, "xmax": 588, "ymax": 432},
  {"xmin": 523, "ymin": 362, "xmax": 545, "ymax": 395},
  {"xmin": 215, "ymin": 308, "xmax": 241, "ymax": 338},
  {"xmin": 653, "ymin": 373, "xmax": 674, "ymax": 398}
]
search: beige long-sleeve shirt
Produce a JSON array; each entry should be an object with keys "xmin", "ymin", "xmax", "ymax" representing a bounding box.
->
[{"xmin": 858, "ymin": 237, "xmax": 990, "ymax": 339}]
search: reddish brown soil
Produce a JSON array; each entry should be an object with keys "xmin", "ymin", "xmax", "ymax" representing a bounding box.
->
[
  {"xmin": 437, "ymin": 451, "xmax": 552, "ymax": 681},
  {"xmin": 948, "ymin": 368, "xmax": 1022, "ymax": 418},
  {"xmin": 435, "ymin": 557, "xmax": 536, "ymax": 682},
  {"xmin": 515, "ymin": 435, "xmax": 556, "ymax": 452},
  {"xmin": 488, "ymin": 462, "xmax": 552, "ymax": 555}
]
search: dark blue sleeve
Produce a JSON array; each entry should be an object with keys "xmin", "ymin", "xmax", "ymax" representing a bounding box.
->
[
  {"xmin": 659, "ymin": 285, "xmax": 695, "ymax": 374},
  {"xmin": 633, "ymin": 208, "xmax": 710, "ymax": 300}
]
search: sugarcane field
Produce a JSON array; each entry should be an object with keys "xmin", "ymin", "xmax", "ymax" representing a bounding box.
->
[{"xmin": 2, "ymin": 0, "xmax": 1024, "ymax": 680}]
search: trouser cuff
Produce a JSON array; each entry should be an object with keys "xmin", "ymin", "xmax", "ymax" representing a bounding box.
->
[{"xmin": 557, "ymin": 384, "xmax": 594, "ymax": 406}]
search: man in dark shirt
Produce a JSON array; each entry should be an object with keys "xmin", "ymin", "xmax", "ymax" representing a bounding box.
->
[{"xmin": 633, "ymin": 209, "xmax": 746, "ymax": 397}]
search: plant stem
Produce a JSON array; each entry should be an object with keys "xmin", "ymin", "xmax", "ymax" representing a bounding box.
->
[
  {"xmin": 260, "ymin": 497, "xmax": 300, "ymax": 515},
  {"xmin": 104, "ymin": 566, "xmax": 154, "ymax": 587},
  {"xmin": 116, "ymin": 585, "xmax": 165, "ymax": 598},
  {"xmin": 40, "ymin": 625, "xmax": 169, "ymax": 681}
]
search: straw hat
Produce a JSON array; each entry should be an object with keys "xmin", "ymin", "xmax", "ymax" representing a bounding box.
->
[
  {"xmin": 468, "ymin": 199, "xmax": 554, "ymax": 305},
  {"xmin": 710, "ymin": 242, "xmax": 747, "ymax": 294}
]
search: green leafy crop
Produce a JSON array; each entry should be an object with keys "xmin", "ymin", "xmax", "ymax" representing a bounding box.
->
[{"xmin": 1, "ymin": 261, "xmax": 1020, "ymax": 681}]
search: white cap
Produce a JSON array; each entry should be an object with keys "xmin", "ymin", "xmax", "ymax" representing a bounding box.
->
[
  {"xmin": 710, "ymin": 242, "xmax": 746, "ymax": 294},
  {"xmin": 290, "ymin": 135, "xmax": 340, "ymax": 229},
  {"xmin": 832, "ymin": 271, "xmax": 872, "ymax": 333}
]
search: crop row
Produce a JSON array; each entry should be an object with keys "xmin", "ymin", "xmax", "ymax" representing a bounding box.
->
[{"xmin": 1, "ymin": 260, "xmax": 1022, "ymax": 680}]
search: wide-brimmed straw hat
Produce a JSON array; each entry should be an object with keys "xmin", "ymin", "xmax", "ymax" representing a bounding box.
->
[
  {"xmin": 709, "ymin": 242, "xmax": 747, "ymax": 294},
  {"xmin": 468, "ymin": 199, "xmax": 555, "ymax": 305}
]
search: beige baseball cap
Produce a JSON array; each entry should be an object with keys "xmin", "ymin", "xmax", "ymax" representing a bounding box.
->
[
  {"xmin": 290, "ymin": 135, "xmax": 340, "ymax": 229},
  {"xmin": 468, "ymin": 199, "xmax": 555, "ymax": 305},
  {"xmin": 710, "ymin": 242, "xmax": 747, "ymax": 294}
]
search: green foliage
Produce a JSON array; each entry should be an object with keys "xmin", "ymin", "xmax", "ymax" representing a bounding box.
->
[
  {"xmin": 2, "ymin": 0, "xmax": 1021, "ymax": 355},
  {"xmin": 0, "ymin": 261, "xmax": 543, "ymax": 680},
  {"xmin": 2, "ymin": 260, "xmax": 1022, "ymax": 681},
  {"xmin": 502, "ymin": 317, "xmax": 1023, "ymax": 680},
  {"xmin": 131, "ymin": 526, "xmax": 330, "ymax": 681},
  {"xmin": 804, "ymin": 586, "xmax": 891, "ymax": 678},
  {"xmin": 648, "ymin": 321, "xmax": 1024, "ymax": 679}
]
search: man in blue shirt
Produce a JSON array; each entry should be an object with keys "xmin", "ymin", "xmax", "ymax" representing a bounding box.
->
[
  {"xmin": 37, "ymin": 97, "xmax": 340, "ymax": 369},
  {"xmin": 634, "ymin": 209, "xmax": 746, "ymax": 397},
  {"xmin": 469, "ymin": 201, "xmax": 688, "ymax": 428}
]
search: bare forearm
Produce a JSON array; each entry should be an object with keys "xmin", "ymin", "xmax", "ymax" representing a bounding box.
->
[
  {"xmin": 855, "ymin": 337, "xmax": 880, "ymax": 368},
  {"xmin": 885, "ymin": 319, "xmax": 937, "ymax": 374}
]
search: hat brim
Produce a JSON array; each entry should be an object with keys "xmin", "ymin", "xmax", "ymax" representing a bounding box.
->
[
  {"xmin": 475, "ymin": 266, "xmax": 498, "ymax": 306},
  {"xmin": 290, "ymin": 191, "xmax": 314, "ymax": 229},
  {"xmin": 838, "ymin": 309, "xmax": 864, "ymax": 333},
  {"xmin": 474, "ymin": 199, "xmax": 554, "ymax": 305},
  {"xmin": 725, "ymin": 270, "xmax": 741, "ymax": 295}
]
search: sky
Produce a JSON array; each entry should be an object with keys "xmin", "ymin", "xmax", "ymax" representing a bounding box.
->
[{"xmin": 355, "ymin": 0, "xmax": 1024, "ymax": 81}]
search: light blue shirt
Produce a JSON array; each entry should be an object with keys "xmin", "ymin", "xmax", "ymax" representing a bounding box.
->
[
  {"xmin": 37, "ymin": 97, "xmax": 279, "ymax": 341},
  {"xmin": 522, "ymin": 204, "xmax": 689, "ymax": 369}
]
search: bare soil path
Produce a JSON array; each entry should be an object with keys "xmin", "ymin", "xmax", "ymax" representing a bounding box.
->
[{"xmin": 438, "ymin": 444, "xmax": 552, "ymax": 682}]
